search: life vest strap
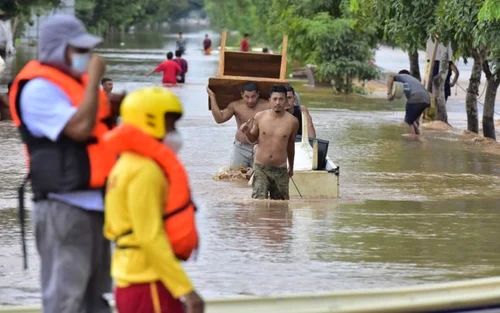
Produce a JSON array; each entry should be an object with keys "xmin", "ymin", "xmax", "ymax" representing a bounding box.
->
[
  {"xmin": 115, "ymin": 244, "xmax": 139, "ymax": 249},
  {"xmin": 162, "ymin": 200, "xmax": 196, "ymax": 220},
  {"xmin": 18, "ymin": 173, "xmax": 30, "ymax": 270}
]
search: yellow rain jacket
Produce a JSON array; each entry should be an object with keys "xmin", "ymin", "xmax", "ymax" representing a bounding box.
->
[{"xmin": 104, "ymin": 152, "xmax": 194, "ymax": 298}]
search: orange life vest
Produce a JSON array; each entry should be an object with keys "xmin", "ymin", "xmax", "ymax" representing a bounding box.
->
[
  {"xmin": 9, "ymin": 60, "xmax": 116, "ymax": 196},
  {"xmin": 103, "ymin": 124, "xmax": 199, "ymax": 261}
]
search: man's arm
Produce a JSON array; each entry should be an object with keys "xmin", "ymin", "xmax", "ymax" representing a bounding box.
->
[
  {"xmin": 146, "ymin": 62, "xmax": 163, "ymax": 76},
  {"xmin": 450, "ymin": 62, "xmax": 459, "ymax": 87},
  {"xmin": 300, "ymin": 105, "xmax": 316, "ymax": 138},
  {"xmin": 207, "ymin": 87, "xmax": 235, "ymax": 123},
  {"xmin": 240, "ymin": 114, "xmax": 259, "ymax": 143},
  {"xmin": 387, "ymin": 75, "xmax": 395, "ymax": 101},
  {"xmin": 287, "ymin": 119, "xmax": 299, "ymax": 177},
  {"xmin": 62, "ymin": 55, "xmax": 106, "ymax": 141}
]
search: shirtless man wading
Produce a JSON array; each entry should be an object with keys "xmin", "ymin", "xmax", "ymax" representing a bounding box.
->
[
  {"xmin": 240, "ymin": 85, "xmax": 299, "ymax": 200},
  {"xmin": 207, "ymin": 82, "xmax": 269, "ymax": 169}
]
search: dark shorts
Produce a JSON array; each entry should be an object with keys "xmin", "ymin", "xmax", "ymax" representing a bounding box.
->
[
  {"xmin": 252, "ymin": 163, "xmax": 289, "ymax": 200},
  {"xmin": 405, "ymin": 102, "xmax": 430, "ymax": 125}
]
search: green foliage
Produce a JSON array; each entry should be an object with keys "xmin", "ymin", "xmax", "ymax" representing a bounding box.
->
[
  {"xmin": 0, "ymin": 0, "xmax": 61, "ymax": 18},
  {"xmin": 351, "ymin": 0, "xmax": 439, "ymax": 54},
  {"xmin": 76, "ymin": 0, "xmax": 203, "ymax": 34},
  {"xmin": 479, "ymin": 0, "xmax": 500, "ymax": 22},
  {"xmin": 205, "ymin": 0, "xmax": 379, "ymax": 93},
  {"xmin": 306, "ymin": 14, "xmax": 379, "ymax": 93}
]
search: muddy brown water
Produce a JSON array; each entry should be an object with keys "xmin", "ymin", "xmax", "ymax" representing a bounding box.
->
[{"xmin": 1, "ymin": 27, "xmax": 500, "ymax": 305}]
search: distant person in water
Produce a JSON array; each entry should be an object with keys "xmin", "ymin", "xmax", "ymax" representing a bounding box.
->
[
  {"xmin": 285, "ymin": 85, "xmax": 316, "ymax": 138},
  {"xmin": 176, "ymin": 32, "xmax": 186, "ymax": 55},
  {"xmin": 241, "ymin": 33, "xmax": 250, "ymax": 52},
  {"xmin": 203, "ymin": 34, "xmax": 212, "ymax": 55},
  {"xmin": 146, "ymin": 51, "xmax": 182, "ymax": 85},
  {"xmin": 174, "ymin": 50, "xmax": 188, "ymax": 83},
  {"xmin": 262, "ymin": 47, "xmax": 269, "ymax": 53},
  {"xmin": 101, "ymin": 77, "xmax": 113, "ymax": 95},
  {"xmin": 430, "ymin": 60, "xmax": 459, "ymax": 102},
  {"xmin": 387, "ymin": 69, "xmax": 430, "ymax": 135},
  {"xmin": 0, "ymin": 81, "xmax": 11, "ymax": 120}
]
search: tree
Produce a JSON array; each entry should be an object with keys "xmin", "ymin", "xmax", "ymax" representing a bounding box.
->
[
  {"xmin": 269, "ymin": 0, "xmax": 379, "ymax": 93},
  {"xmin": 0, "ymin": 0, "xmax": 61, "ymax": 39},
  {"xmin": 351, "ymin": 0, "xmax": 440, "ymax": 81},
  {"xmin": 434, "ymin": 0, "xmax": 486, "ymax": 134},
  {"xmin": 478, "ymin": 0, "xmax": 500, "ymax": 139},
  {"xmin": 76, "ymin": 0, "xmax": 202, "ymax": 35}
]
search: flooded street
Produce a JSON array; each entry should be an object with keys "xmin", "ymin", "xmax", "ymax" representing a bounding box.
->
[{"xmin": 2, "ymin": 27, "xmax": 500, "ymax": 305}]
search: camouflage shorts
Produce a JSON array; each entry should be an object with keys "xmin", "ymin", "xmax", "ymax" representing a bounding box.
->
[{"xmin": 252, "ymin": 163, "xmax": 289, "ymax": 200}]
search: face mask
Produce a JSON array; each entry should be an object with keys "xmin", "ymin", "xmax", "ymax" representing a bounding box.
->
[
  {"xmin": 71, "ymin": 53, "xmax": 90, "ymax": 73},
  {"xmin": 162, "ymin": 131, "xmax": 183, "ymax": 153}
]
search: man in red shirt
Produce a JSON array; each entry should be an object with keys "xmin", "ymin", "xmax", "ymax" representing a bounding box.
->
[
  {"xmin": 241, "ymin": 33, "xmax": 250, "ymax": 52},
  {"xmin": 147, "ymin": 51, "xmax": 182, "ymax": 85}
]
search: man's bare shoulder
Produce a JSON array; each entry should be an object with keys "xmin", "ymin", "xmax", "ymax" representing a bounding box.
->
[
  {"xmin": 255, "ymin": 109, "xmax": 269, "ymax": 117},
  {"xmin": 228, "ymin": 99, "xmax": 244, "ymax": 108},
  {"xmin": 286, "ymin": 111, "xmax": 300, "ymax": 123}
]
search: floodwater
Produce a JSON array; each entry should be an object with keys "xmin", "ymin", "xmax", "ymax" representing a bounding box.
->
[{"xmin": 2, "ymin": 26, "xmax": 500, "ymax": 306}]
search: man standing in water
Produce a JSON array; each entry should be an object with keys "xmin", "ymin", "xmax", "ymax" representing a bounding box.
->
[
  {"xmin": 203, "ymin": 34, "xmax": 212, "ymax": 55},
  {"xmin": 240, "ymin": 33, "xmax": 250, "ymax": 52},
  {"xmin": 0, "ymin": 82, "xmax": 11, "ymax": 120},
  {"xmin": 174, "ymin": 50, "xmax": 188, "ymax": 83},
  {"xmin": 176, "ymin": 32, "xmax": 186, "ymax": 55},
  {"xmin": 387, "ymin": 69, "xmax": 430, "ymax": 135},
  {"xmin": 207, "ymin": 82, "xmax": 269, "ymax": 169},
  {"xmin": 147, "ymin": 51, "xmax": 182, "ymax": 85},
  {"xmin": 240, "ymin": 85, "xmax": 299, "ymax": 200},
  {"xmin": 285, "ymin": 85, "xmax": 316, "ymax": 138}
]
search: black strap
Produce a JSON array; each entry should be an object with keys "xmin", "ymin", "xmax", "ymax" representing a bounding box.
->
[
  {"xmin": 115, "ymin": 244, "xmax": 139, "ymax": 250},
  {"xmin": 18, "ymin": 173, "xmax": 30, "ymax": 270},
  {"xmin": 162, "ymin": 200, "xmax": 194, "ymax": 220}
]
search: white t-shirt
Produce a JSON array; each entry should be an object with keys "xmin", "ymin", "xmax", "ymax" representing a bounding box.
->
[{"xmin": 20, "ymin": 78, "xmax": 104, "ymax": 211}]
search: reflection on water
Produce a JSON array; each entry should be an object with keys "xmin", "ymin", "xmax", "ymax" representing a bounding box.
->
[{"xmin": 2, "ymin": 26, "xmax": 500, "ymax": 305}]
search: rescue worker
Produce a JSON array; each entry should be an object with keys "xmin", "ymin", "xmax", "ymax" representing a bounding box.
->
[
  {"xmin": 9, "ymin": 14, "xmax": 116, "ymax": 313},
  {"xmin": 103, "ymin": 87, "xmax": 204, "ymax": 313}
]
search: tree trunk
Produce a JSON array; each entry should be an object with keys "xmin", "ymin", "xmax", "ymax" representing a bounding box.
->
[
  {"xmin": 482, "ymin": 76, "xmax": 500, "ymax": 140},
  {"xmin": 432, "ymin": 49, "xmax": 449, "ymax": 123},
  {"xmin": 409, "ymin": 50, "xmax": 421, "ymax": 81},
  {"xmin": 465, "ymin": 50, "xmax": 483, "ymax": 134}
]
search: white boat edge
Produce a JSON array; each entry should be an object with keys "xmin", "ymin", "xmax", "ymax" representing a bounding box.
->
[
  {"xmin": 2, "ymin": 276, "xmax": 500, "ymax": 312},
  {"xmin": 290, "ymin": 111, "xmax": 340, "ymax": 198}
]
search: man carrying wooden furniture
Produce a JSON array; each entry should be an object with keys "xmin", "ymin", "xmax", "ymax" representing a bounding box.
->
[{"xmin": 207, "ymin": 82, "xmax": 269, "ymax": 169}]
